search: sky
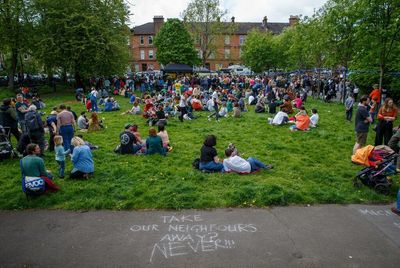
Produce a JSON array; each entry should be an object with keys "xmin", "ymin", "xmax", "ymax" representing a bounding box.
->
[{"xmin": 127, "ymin": 0, "xmax": 328, "ymax": 27}]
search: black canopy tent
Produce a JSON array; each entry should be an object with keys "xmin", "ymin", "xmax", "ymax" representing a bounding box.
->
[{"xmin": 162, "ymin": 64, "xmax": 193, "ymax": 73}]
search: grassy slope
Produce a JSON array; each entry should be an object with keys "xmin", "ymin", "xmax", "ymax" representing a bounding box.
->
[{"xmin": 0, "ymin": 89, "xmax": 397, "ymax": 209}]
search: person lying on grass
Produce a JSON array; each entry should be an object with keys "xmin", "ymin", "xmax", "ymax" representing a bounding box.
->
[{"xmin": 223, "ymin": 148, "xmax": 273, "ymax": 174}]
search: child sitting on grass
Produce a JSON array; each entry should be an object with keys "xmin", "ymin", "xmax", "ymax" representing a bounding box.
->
[
  {"xmin": 157, "ymin": 124, "xmax": 172, "ymax": 152},
  {"xmin": 54, "ymin": 135, "xmax": 70, "ymax": 178}
]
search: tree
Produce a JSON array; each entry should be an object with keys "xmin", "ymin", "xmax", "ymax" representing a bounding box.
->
[
  {"xmin": 153, "ymin": 19, "xmax": 199, "ymax": 66},
  {"xmin": 241, "ymin": 30, "xmax": 277, "ymax": 73},
  {"xmin": 181, "ymin": 0, "xmax": 231, "ymax": 67},
  {"xmin": 352, "ymin": 0, "xmax": 400, "ymax": 91},
  {"xmin": 33, "ymin": 0, "xmax": 130, "ymax": 88},
  {"xmin": 0, "ymin": 0, "xmax": 33, "ymax": 89}
]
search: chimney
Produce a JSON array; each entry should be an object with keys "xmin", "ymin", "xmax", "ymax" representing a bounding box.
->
[
  {"xmin": 262, "ymin": 16, "xmax": 268, "ymax": 28},
  {"xmin": 289, "ymin": 15, "xmax": 299, "ymax": 26},
  {"xmin": 231, "ymin": 16, "xmax": 235, "ymax": 23},
  {"xmin": 153, "ymin": 16, "xmax": 164, "ymax": 34}
]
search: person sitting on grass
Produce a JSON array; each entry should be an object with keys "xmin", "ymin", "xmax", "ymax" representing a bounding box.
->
[
  {"xmin": 290, "ymin": 106, "xmax": 311, "ymax": 132},
  {"xmin": 199, "ymin": 134, "xmax": 224, "ymax": 172},
  {"xmin": 157, "ymin": 124, "xmax": 172, "ymax": 152},
  {"xmin": 21, "ymin": 143, "xmax": 60, "ymax": 195},
  {"xmin": 122, "ymin": 101, "xmax": 141, "ymax": 115},
  {"xmin": 70, "ymin": 136, "xmax": 94, "ymax": 179},
  {"xmin": 269, "ymin": 108, "xmax": 289, "ymax": 125},
  {"xmin": 117, "ymin": 123, "xmax": 142, "ymax": 155},
  {"xmin": 145, "ymin": 127, "xmax": 166, "ymax": 156},
  {"xmin": 310, "ymin": 108, "xmax": 319, "ymax": 128},
  {"xmin": 223, "ymin": 148, "xmax": 273, "ymax": 174},
  {"xmin": 88, "ymin": 112, "xmax": 103, "ymax": 131}
]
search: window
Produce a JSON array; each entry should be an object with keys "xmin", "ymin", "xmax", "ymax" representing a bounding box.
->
[
  {"xmin": 224, "ymin": 35, "xmax": 230, "ymax": 45},
  {"xmin": 149, "ymin": 50, "xmax": 154, "ymax": 60},
  {"xmin": 239, "ymin": 35, "xmax": 246, "ymax": 45},
  {"xmin": 224, "ymin": 49, "xmax": 230, "ymax": 59},
  {"xmin": 134, "ymin": 64, "xmax": 139, "ymax": 72},
  {"xmin": 140, "ymin": 36, "xmax": 144, "ymax": 45},
  {"xmin": 140, "ymin": 50, "xmax": 145, "ymax": 60},
  {"xmin": 148, "ymin": 36, "xmax": 153, "ymax": 45}
]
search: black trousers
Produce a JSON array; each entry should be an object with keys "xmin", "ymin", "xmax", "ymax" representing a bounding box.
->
[{"xmin": 375, "ymin": 120, "xmax": 393, "ymax": 146}]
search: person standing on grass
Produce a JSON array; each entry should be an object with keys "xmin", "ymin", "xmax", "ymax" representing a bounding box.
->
[
  {"xmin": 353, "ymin": 95, "xmax": 372, "ymax": 155},
  {"xmin": 15, "ymin": 94, "xmax": 29, "ymax": 133},
  {"xmin": 54, "ymin": 135, "xmax": 70, "ymax": 178},
  {"xmin": 374, "ymin": 98, "xmax": 398, "ymax": 146},
  {"xmin": 90, "ymin": 87, "xmax": 99, "ymax": 112},
  {"xmin": 0, "ymin": 98, "xmax": 21, "ymax": 142},
  {"xmin": 57, "ymin": 104, "xmax": 75, "ymax": 152},
  {"xmin": 345, "ymin": 94, "xmax": 355, "ymax": 122}
]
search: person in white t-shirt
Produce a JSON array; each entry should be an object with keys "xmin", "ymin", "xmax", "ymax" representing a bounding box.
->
[
  {"xmin": 310, "ymin": 108, "xmax": 319, "ymax": 127},
  {"xmin": 270, "ymin": 108, "xmax": 289, "ymax": 125},
  {"xmin": 223, "ymin": 148, "xmax": 272, "ymax": 173}
]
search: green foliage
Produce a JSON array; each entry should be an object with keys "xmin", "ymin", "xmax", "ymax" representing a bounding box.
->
[
  {"xmin": 241, "ymin": 30, "xmax": 277, "ymax": 73},
  {"xmin": 0, "ymin": 91, "xmax": 398, "ymax": 210},
  {"xmin": 154, "ymin": 19, "xmax": 200, "ymax": 66},
  {"xmin": 33, "ymin": 0, "xmax": 130, "ymax": 80}
]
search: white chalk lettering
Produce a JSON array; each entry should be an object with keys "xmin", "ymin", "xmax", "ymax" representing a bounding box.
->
[
  {"xmin": 130, "ymin": 224, "xmax": 159, "ymax": 232},
  {"xmin": 168, "ymin": 242, "xmax": 187, "ymax": 257},
  {"xmin": 131, "ymin": 214, "xmax": 258, "ymax": 262},
  {"xmin": 150, "ymin": 243, "xmax": 167, "ymax": 263},
  {"xmin": 358, "ymin": 209, "xmax": 392, "ymax": 216},
  {"xmin": 162, "ymin": 215, "xmax": 204, "ymax": 223}
]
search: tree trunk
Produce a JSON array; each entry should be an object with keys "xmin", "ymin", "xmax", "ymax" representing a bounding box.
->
[
  {"xmin": 8, "ymin": 49, "xmax": 18, "ymax": 90},
  {"xmin": 75, "ymin": 72, "xmax": 84, "ymax": 90}
]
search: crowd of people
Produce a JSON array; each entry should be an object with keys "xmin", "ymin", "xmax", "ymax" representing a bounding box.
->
[{"xmin": 1, "ymin": 72, "xmax": 399, "ymax": 210}]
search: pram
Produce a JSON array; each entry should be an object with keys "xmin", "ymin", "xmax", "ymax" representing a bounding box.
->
[
  {"xmin": 352, "ymin": 145, "xmax": 396, "ymax": 195},
  {"xmin": 0, "ymin": 125, "xmax": 14, "ymax": 160}
]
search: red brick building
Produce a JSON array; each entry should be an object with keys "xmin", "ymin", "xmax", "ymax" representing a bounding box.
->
[{"xmin": 129, "ymin": 15, "xmax": 299, "ymax": 72}]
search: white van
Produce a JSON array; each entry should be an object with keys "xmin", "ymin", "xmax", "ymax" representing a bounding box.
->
[{"xmin": 228, "ymin": 65, "xmax": 253, "ymax": 76}]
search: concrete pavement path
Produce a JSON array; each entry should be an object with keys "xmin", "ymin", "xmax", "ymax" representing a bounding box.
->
[{"xmin": 0, "ymin": 204, "xmax": 399, "ymax": 268}]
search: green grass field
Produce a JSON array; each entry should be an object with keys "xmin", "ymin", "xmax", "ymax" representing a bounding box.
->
[{"xmin": 0, "ymin": 88, "xmax": 398, "ymax": 209}]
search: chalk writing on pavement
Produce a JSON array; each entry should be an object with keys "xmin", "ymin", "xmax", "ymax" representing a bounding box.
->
[{"xmin": 129, "ymin": 214, "xmax": 257, "ymax": 263}]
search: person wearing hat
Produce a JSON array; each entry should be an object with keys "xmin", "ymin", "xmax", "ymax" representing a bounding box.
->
[
  {"xmin": 46, "ymin": 110, "xmax": 58, "ymax": 152},
  {"xmin": 369, "ymin": 84, "xmax": 381, "ymax": 106},
  {"xmin": 118, "ymin": 123, "xmax": 142, "ymax": 155}
]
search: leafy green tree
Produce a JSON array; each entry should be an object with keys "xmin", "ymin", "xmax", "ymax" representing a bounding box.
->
[
  {"xmin": 153, "ymin": 18, "xmax": 199, "ymax": 66},
  {"xmin": 241, "ymin": 30, "xmax": 277, "ymax": 73},
  {"xmin": 0, "ymin": 0, "xmax": 33, "ymax": 89},
  {"xmin": 33, "ymin": 0, "xmax": 130, "ymax": 88},
  {"xmin": 352, "ymin": 0, "xmax": 400, "ymax": 90},
  {"xmin": 181, "ymin": 0, "xmax": 231, "ymax": 67}
]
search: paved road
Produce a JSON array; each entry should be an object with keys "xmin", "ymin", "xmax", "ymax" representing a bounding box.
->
[{"xmin": 0, "ymin": 204, "xmax": 399, "ymax": 268}]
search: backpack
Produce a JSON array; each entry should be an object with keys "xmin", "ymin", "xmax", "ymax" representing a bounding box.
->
[
  {"xmin": 25, "ymin": 112, "xmax": 40, "ymax": 131},
  {"xmin": 192, "ymin": 158, "xmax": 200, "ymax": 170}
]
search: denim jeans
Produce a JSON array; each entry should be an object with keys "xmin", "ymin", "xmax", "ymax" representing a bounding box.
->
[
  {"xmin": 199, "ymin": 161, "xmax": 224, "ymax": 172},
  {"xmin": 60, "ymin": 125, "xmax": 74, "ymax": 151},
  {"xmin": 247, "ymin": 157, "xmax": 267, "ymax": 172},
  {"xmin": 57, "ymin": 160, "xmax": 65, "ymax": 177},
  {"xmin": 91, "ymin": 98, "xmax": 98, "ymax": 112}
]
